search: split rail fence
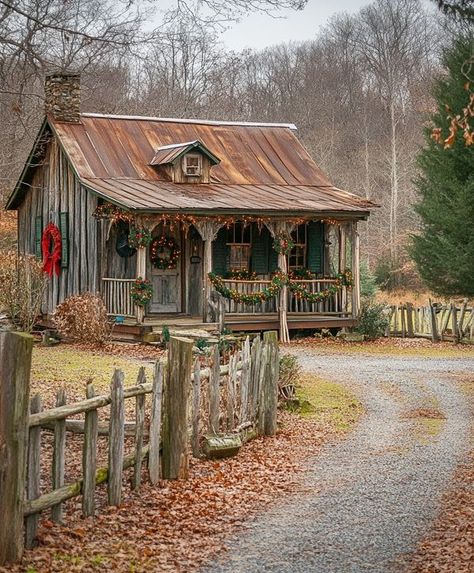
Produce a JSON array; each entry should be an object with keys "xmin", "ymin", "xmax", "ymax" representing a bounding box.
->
[
  {"xmin": 386, "ymin": 300, "xmax": 474, "ymax": 343},
  {"xmin": 0, "ymin": 330, "xmax": 279, "ymax": 566}
]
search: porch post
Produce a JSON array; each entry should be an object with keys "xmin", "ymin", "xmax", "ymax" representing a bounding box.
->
[
  {"xmin": 351, "ymin": 221, "xmax": 361, "ymax": 319},
  {"xmin": 194, "ymin": 220, "xmax": 224, "ymax": 323},
  {"xmin": 136, "ymin": 247, "xmax": 146, "ymax": 323},
  {"xmin": 266, "ymin": 220, "xmax": 296, "ymax": 344},
  {"xmin": 339, "ymin": 223, "xmax": 347, "ymax": 313}
]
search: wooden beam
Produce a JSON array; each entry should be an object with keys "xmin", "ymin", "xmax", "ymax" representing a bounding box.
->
[
  {"xmin": 351, "ymin": 221, "xmax": 361, "ymax": 318},
  {"xmin": 0, "ymin": 332, "xmax": 33, "ymax": 565}
]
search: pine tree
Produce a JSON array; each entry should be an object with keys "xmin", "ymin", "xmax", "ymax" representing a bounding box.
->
[{"xmin": 411, "ymin": 36, "xmax": 474, "ymax": 296}]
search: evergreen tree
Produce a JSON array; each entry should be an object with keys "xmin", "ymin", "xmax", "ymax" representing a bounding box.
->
[{"xmin": 411, "ymin": 36, "xmax": 474, "ymax": 296}]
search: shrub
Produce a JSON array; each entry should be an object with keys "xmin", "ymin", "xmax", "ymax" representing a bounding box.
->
[
  {"xmin": 161, "ymin": 325, "xmax": 170, "ymax": 343},
  {"xmin": 354, "ymin": 300, "xmax": 390, "ymax": 340},
  {"xmin": 0, "ymin": 251, "xmax": 47, "ymax": 332},
  {"xmin": 53, "ymin": 292, "xmax": 112, "ymax": 344},
  {"xmin": 279, "ymin": 354, "xmax": 301, "ymax": 402}
]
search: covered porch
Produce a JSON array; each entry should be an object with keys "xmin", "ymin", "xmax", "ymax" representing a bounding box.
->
[{"xmin": 98, "ymin": 208, "xmax": 361, "ymax": 341}]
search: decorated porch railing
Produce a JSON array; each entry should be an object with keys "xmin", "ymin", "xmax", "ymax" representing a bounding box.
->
[
  {"xmin": 215, "ymin": 278, "xmax": 349, "ymax": 315},
  {"xmin": 102, "ymin": 278, "xmax": 135, "ymax": 317}
]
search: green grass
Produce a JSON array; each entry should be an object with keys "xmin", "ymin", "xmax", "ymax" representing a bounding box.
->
[
  {"xmin": 30, "ymin": 345, "xmax": 154, "ymax": 403},
  {"xmin": 295, "ymin": 375, "xmax": 363, "ymax": 432}
]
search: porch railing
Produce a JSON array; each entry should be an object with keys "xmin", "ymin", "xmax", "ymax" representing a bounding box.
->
[
  {"xmin": 218, "ymin": 278, "xmax": 349, "ymax": 315},
  {"xmin": 102, "ymin": 278, "xmax": 135, "ymax": 317}
]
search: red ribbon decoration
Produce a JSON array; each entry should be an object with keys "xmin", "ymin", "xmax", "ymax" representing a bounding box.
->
[{"xmin": 41, "ymin": 222, "xmax": 62, "ymax": 277}]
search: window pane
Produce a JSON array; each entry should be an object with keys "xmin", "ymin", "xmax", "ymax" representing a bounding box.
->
[{"xmin": 230, "ymin": 245, "xmax": 250, "ymax": 270}]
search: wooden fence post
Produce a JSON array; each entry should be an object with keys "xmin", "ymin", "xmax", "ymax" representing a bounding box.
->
[
  {"xmin": 26, "ymin": 394, "xmax": 42, "ymax": 549},
  {"xmin": 51, "ymin": 388, "xmax": 66, "ymax": 522},
  {"xmin": 191, "ymin": 359, "xmax": 201, "ymax": 457},
  {"xmin": 149, "ymin": 360, "xmax": 164, "ymax": 485},
  {"xmin": 162, "ymin": 337, "xmax": 193, "ymax": 480},
  {"xmin": 209, "ymin": 344, "xmax": 220, "ymax": 434},
  {"xmin": 82, "ymin": 382, "xmax": 98, "ymax": 517},
  {"xmin": 429, "ymin": 299, "xmax": 440, "ymax": 342},
  {"xmin": 261, "ymin": 331, "xmax": 279, "ymax": 436},
  {"xmin": 0, "ymin": 332, "xmax": 33, "ymax": 565},
  {"xmin": 108, "ymin": 369, "xmax": 125, "ymax": 506},
  {"xmin": 132, "ymin": 367, "xmax": 146, "ymax": 491}
]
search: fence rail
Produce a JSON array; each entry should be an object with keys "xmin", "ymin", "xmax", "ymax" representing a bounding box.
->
[
  {"xmin": 0, "ymin": 330, "xmax": 279, "ymax": 565},
  {"xmin": 387, "ymin": 300, "xmax": 474, "ymax": 343}
]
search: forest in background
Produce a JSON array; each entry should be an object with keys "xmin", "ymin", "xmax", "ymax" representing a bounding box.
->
[{"xmin": 0, "ymin": 0, "xmax": 470, "ymax": 286}]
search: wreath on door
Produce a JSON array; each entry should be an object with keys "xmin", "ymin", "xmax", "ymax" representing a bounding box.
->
[
  {"xmin": 150, "ymin": 236, "xmax": 180, "ymax": 270},
  {"xmin": 42, "ymin": 222, "xmax": 62, "ymax": 277}
]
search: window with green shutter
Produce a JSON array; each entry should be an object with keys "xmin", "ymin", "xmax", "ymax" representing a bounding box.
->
[
  {"xmin": 307, "ymin": 221, "xmax": 324, "ymax": 274},
  {"xmin": 34, "ymin": 216, "xmax": 43, "ymax": 259},
  {"xmin": 59, "ymin": 212, "xmax": 69, "ymax": 269}
]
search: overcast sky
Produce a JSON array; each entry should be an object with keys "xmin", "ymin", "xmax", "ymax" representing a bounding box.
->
[{"xmin": 221, "ymin": 0, "xmax": 369, "ymax": 50}]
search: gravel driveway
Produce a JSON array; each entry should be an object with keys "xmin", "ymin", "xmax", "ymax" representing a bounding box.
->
[{"xmin": 204, "ymin": 348, "xmax": 474, "ymax": 573}]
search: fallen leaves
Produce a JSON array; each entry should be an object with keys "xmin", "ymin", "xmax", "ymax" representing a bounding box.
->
[
  {"xmin": 1, "ymin": 412, "xmax": 333, "ymax": 573},
  {"xmin": 403, "ymin": 446, "xmax": 474, "ymax": 573}
]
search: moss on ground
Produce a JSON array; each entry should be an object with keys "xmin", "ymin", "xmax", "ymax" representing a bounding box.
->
[{"xmin": 295, "ymin": 375, "xmax": 363, "ymax": 432}]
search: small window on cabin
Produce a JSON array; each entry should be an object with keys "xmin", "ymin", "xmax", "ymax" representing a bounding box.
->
[
  {"xmin": 289, "ymin": 224, "xmax": 307, "ymax": 270},
  {"xmin": 227, "ymin": 222, "xmax": 251, "ymax": 271},
  {"xmin": 182, "ymin": 153, "xmax": 202, "ymax": 177}
]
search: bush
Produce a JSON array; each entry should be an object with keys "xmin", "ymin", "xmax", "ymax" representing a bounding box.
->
[
  {"xmin": 53, "ymin": 293, "xmax": 112, "ymax": 344},
  {"xmin": 279, "ymin": 354, "xmax": 301, "ymax": 401},
  {"xmin": 354, "ymin": 300, "xmax": 390, "ymax": 340},
  {"xmin": 0, "ymin": 251, "xmax": 47, "ymax": 332}
]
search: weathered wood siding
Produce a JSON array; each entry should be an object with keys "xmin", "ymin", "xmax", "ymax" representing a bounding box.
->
[{"xmin": 17, "ymin": 136, "xmax": 99, "ymax": 314}]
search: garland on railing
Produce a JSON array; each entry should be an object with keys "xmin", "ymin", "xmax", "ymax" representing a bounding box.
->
[
  {"xmin": 288, "ymin": 268, "xmax": 315, "ymax": 280},
  {"xmin": 225, "ymin": 269, "xmax": 258, "ymax": 280},
  {"xmin": 208, "ymin": 269, "xmax": 353, "ymax": 306},
  {"xmin": 208, "ymin": 271, "xmax": 286, "ymax": 305},
  {"xmin": 288, "ymin": 270, "xmax": 353, "ymax": 302},
  {"xmin": 130, "ymin": 277, "xmax": 153, "ymax": 307}
]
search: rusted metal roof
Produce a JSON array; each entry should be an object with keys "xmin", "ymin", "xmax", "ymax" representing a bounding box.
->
[
  {"xmin": 150, "ymin": 141, "xmax": 220, "ymax": 166},
  {"xmin": 12, "ymin": 113, "xmax": 375, "ymax": 215},
  {"xmin": 81, "ymin": 178, "xmax": 372, "ymax": 214}
]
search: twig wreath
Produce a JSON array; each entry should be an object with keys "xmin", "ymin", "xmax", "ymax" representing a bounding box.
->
[{"xmin": 150, "ymin": 236, "xmax": 181, "ymax": 270}]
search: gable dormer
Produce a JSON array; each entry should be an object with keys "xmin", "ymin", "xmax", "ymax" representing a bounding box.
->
[{"xmin": 150, "ymin": 140, "xmax": 220, "ymax": 183}]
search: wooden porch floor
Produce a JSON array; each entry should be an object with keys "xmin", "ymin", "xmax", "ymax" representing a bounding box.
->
[{"xmin": 114, "ymin": 313, "xmax": 355, "ymax": 341}]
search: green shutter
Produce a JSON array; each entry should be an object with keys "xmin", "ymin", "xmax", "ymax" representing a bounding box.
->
[
  {"xmin": 212, "ymin": 228, "xmax": 229, "ymax": 275},
  {"xmin": 307, "ymin": 221, "xmax": 324, "ymax": 274},
  {"xmin": 59, "ymin": 212, "xmax": 69, "ymax": 269},
  {"xmin": 251, "ymin": 227, "xmax": 270, "ymax": 274},
  {"xmin": 34, "ymin": 216, "xmax": 43, "ymax": 259}
]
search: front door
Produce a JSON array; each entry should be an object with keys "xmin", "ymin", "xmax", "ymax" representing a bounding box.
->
[
  {"xmin": 150, "ymin": 269, "xmax": 181, "ymax": 313},
  {"xmin": 149, "ymin": 229, "xmax": 182, "ymax": 314}
]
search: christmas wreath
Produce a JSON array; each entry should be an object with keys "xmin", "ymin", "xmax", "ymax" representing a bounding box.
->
[
  {"xmin": 150, "ymin": 236, "xmax": 181, "ymax": 270},
  {"xmin": 128, "ymin": 227, "xmax": 152, "ymax": 248},
  {"xmin": 273, "ymin": 233, "xmax": 295, "ymax": 255},
  {"xmin": 41, "ymin": 222, "xmax": 62, "ymax": 277},
  {"xmin": 130, "ymin": 277, "xmax": 153, "ymax": 307}
]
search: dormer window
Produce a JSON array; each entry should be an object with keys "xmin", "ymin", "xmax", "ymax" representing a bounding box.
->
[{"xmin": 183, "ymin": 154, "xmax": 202, "ymax": 177}]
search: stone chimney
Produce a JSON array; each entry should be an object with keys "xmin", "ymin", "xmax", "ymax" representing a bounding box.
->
[{"xmin": 44, "ymin": 72, "xmax": 81, "ymax": 123}]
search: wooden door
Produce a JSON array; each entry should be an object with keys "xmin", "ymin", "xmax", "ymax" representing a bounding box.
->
[
  {"xmin": 149, "ymin": 228, "xmax": 182, "ymax": 314},
  {"xmin": 150, "ymin": 268, "xmax": 181, "ymax": 313}
]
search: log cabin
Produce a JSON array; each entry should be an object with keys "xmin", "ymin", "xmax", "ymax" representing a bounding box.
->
[{"xmin": 6, "ymin": 73, "xmax": 375, "ymax": 341}]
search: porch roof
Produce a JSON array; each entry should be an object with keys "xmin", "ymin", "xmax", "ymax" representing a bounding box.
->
[{"xmin": 81, "ymin": 177, "xmax": 373, "ymax": 214}]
